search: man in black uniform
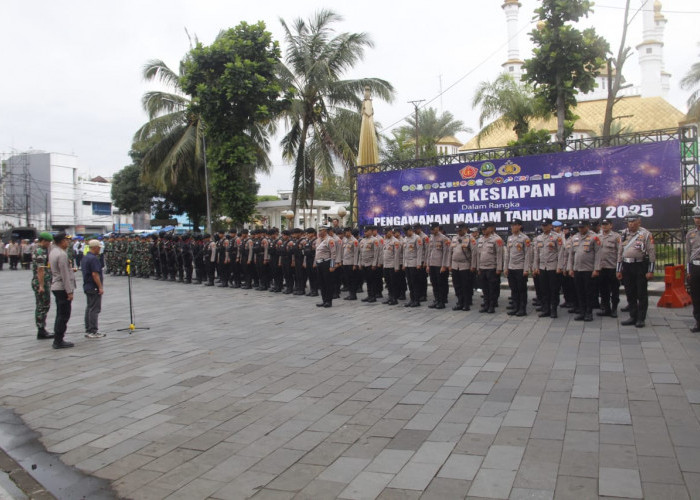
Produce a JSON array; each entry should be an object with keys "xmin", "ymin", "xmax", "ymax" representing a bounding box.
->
[
  {"xmin": 293, "ymin": 228, "xmax": 307, "ymax": 295},
  {"xmin": 304, "ymin": 228, "xmax": 318, "ymax": 296}
]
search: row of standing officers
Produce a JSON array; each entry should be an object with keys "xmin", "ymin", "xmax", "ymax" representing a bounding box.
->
[{"xmin": 107, "ymin": 210, "xmax": 657, "ymax": 328}]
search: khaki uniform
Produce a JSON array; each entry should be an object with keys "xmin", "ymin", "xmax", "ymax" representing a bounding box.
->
[
  {"xmin": 476, "ymin": 233, "xmax": 503, "ymax": 311},
  {"xmin": 533, "ymin": 231, "xmax": 565, "ymax": 315},
  {"xmin": 504, "ymin": 233, "xmax": 531, "ymax": 271},
  {"xmin": 617, "ymin": 226, "xmax": 656, "ymax": 322}
]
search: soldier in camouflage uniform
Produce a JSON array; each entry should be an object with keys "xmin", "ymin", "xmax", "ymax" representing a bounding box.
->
[{"xmin": 32, "ymin": 232, "xmax": 55, "ymax": 339}]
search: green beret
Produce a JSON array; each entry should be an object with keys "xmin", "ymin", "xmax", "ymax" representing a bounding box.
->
[{"xmin": 38, "ymin": 232, "xmax": 53, "ymax": 241}]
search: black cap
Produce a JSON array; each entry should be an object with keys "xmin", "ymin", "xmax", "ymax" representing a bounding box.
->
[
  {"xmin": 282, "ymin": 230, "xmax": 291, "ymax": 236},
  {"xmin": 601, "ymin": 218, "xmax": 612, "ymax": 225},
  {"xmin": 413, "ymin": 223, "xmax": 422, "ymax": 229},
  {"xmin": 577, "ymin": 220, "xmax": 589, "ymax": 226},
  {"xmin": 240, "ymin": 229, "xmax": 249, "ymax": 234},
  {"xmin": 344, "ymin": 226, "xmax": 353, "ymax": 232},
  {"xmin": 53, "ymin": 231, "xmax": 68, "ymax": 243},
  {"xmin": 591, "ymin": 220, "xmax": 601, "ymax": 226},
  {"xmin": 403, "ymin": 224, "xmax": 412, "ymax": 231},
  {"xmin": 510, "ymin": 218, "xmax": 523, "ymax": 225},
  {"xmin": 482, "ymin": 221, "xmax": 496, "ymax": 228},
  {"xmin": 541, "ymin": 218, "xmax": 553, "ymax": 226},
  {"xmin": 457, "ymin": 222, "xmax": 468, "ymax": 229},
  {"xmin": 429, "ymin": 222, "xmax": 440, "ymax": 229},
  {"xmin": 305, "ymin": 227, "xmax": 316, "ymax": 233},
  {"xmin": 291, "ymin": 227, "xmax": 302, "ymax": 234},
  {"xmin": 352, "ymin": 228, "xmax": 359, "ymax": 237}
]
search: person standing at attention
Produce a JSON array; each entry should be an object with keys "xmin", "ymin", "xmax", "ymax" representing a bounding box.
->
[
  {"xmin": 49, "ymin": 233, "xmax": 76, "ymax": 349},
  {"xmin": 82, "ymin": 240, "xmax": 106, "ymax": 339}
]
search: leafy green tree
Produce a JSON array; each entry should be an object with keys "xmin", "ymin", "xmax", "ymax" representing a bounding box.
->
[
  {"xmin": 523, "ymin": 0, "xmax": 609, "ymax": 145},
  {"xmin": 278, "ymin": 9, "xmax": 394, "ymax": 215},
  {"xmin": 181, "ymin": 22, "xmax": 287, "ymax": 225},
  {"xmin": 681, "ymin": 43, "xmax": 700, "ymax": 122},
  {"xmin": 396, "ymin": 107, "xmax": 469, "ymax": 158},
  {"xmin": 111, "ymin": 163, "xmax": 156, "ymax": 215},
  {"xmin": 472, "ymin": 73, "xmax": 550, "ymax": 145},
  {"xmin": 314, "ymin": 173, "xmax": 351, "ymax": 202},
  {"xmin": 380, "ymin": 129, "xmax": 416, "ymax": 163},
  {"xmin": 132, "ymin": 59, "xmax": 208, "ymax": 225},
  {"xmin": 507, "ymin": 129, "xmax": 560, "ymax": 156}
]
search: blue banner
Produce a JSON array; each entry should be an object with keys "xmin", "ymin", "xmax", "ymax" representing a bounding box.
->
[{"xmin": 358, "ymin": 141, "xmax": 681, "ymax": 231}]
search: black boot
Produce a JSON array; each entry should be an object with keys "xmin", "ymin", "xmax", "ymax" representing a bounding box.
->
[
  {"xmin": 621, "ymin": 317, "xmax": 636, "ymax": 326},
  {"xmin": 610, "ymin": 305, "xmax": 618, "ymax": 318},
  {"xmin": 37, "ymin": 328, "xmax": 54, "ymax": 340},
  {"xmin": 550, "ymin": 307, "xmax": 558, "ymax": 319}
]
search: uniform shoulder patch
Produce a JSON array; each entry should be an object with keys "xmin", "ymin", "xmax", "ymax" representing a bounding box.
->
[
  {"xmin": 496, "ymin": 239, "xmax": 503, "ymax": 246},
  {"xmin": 525, "ymin": 239, "xmax": 531, "ymax": 246},
  {"xmin": 374, "ymin": 241, "xmax": 379, "ymax": 246},
  {"xmin": 417, "ymin": 239, "xmax": 422, "ymax": 245},
  {"xmin": 354, "ymin": 241, "xmax": 358, "ymax": 247},
  {"xmin": 445, "ymin": 240, "xmax": 450, "ymax": 245}
]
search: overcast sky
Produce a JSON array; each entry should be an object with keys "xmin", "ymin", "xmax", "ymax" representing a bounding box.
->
[{"xmin": 1, "ymin": 0, "xmax": 698, "ymax": 196}]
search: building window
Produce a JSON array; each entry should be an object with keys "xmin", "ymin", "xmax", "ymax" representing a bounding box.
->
[
  {"xmin": 646, "ymin": 48, "xmax": 652, "ymax": 54},
  {"xmin": 82, "ymin": 201, "xmax": 91, "ymax": 206},
  {"xmin": 509, "ymin": 66, "xmax": 514, "ymax": 72},
  {"xmin": 92, "ymin": 202, "xmax": 111, "ymax": 216}
]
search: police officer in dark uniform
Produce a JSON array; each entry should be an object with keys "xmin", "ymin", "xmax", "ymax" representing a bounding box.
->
[
  {"xmin": 193, "ymin": 234, "xmax": 204, "ymax": 284},
  {"xmin": 293, "ymin": 228, "xmax": 307, "ymax": 295}
]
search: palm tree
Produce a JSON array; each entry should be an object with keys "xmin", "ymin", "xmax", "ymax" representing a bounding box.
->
[
  {"xmin": 396, "ymin": 107, "xmax": 469, "ymax": 158},
  {"xmin": 472, "ymin": 73, "xmax": 550, "ymax": 146},
  {"xmin": 681, "ymin": 45, "xmax": 700, "ymax": 122},
  {"xmin": 278, "ymin": 9, "xmax": 394, "ymax": 215},
  {"xmin": 133, "ymin": 59, "xmax": 206, "ymax": 194}
]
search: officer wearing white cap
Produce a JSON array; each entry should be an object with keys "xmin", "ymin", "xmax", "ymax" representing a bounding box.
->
[
  {"xmin": 616, "ymin": 210, "xmax": 656, "ymax": 327},
  {"xmin": 686, "ymin": 206, "xmax": 700, "ymax": 332}
]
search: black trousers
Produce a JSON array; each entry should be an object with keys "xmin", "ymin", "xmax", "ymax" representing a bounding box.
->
[
  {"xmin": 538, "ymin": 269, "xmax": 561, "ymax": 313},
  {"xmin": 690, "ymin": 264, "xmax": 700, "ymax": 326},
  {"xmin": 507, "ymin": 269, "xmax": 527, "ymax": 311},
  {"xmin": 375, "ymin": 266, "xmax": 384, "ymax": 295},
  {"xmin": 343, "ymin": 265, "xmax": 359, "ymax": 296},
  {"xmin": 562, "ymin": 275, "xmax": 577, "ymax": 305},
  {"xmin": 429, "ymin": 266, "xmax": 449, "ymax": 304},
  {"xmin": 207, "ymin": 259, "xmax": 216, "ymax": 284},
  {"xmin": 622, "ymin": 262, "xmax": 649, "ymax": 320},
  {"xmin": 362, "ymin": 267, "xmax": 376, "ymax": 298},
  {"xmin": 52, "ymin": 290, "xmax": 72, "ymax": 342},
  {"xmin": 417, "ymin": 266, "xmax": 428, "ymax": 299},
  {"xmin": 295, "ymin": 256, "xmax": 306, "ymax": 292},
  {"xmin": 317, "ymin": 260, "xmax": 333, "ymax": 304},
  {"xmin": 598, "ymin": 268, "xmax": 620, "ymax": 311},
  {"xmin": 452, "ymin": 268, "xmax": 473, "ymax": 308},
  {"xmin": 574, "ymin": 271, "xmax": 595, "ymax": 315},
  {"xmin": 405, "ymin": 267, "xmax": 418, "ymax": 303},
  {"xmin": 479, "ymin": 268, "xmax": 500, "ymax": 308},
  {"xmin": 306, "ymin": 257, "xmax": 318, "ymax": 292},
  {"xmin": 383, "ymin": 268, "xmax": 396, "ymax": 300}
]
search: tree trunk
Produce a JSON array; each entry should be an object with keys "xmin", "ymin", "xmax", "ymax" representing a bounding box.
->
[
  {"xmin": 602, "ymin": 0, "xmax": 631, "ymax": 147},
  {"xmin": 291, "ymin": 119, "xmax": 311, "ymax": 218},
  {"xmin": 556, "ymin": 74, "xmax": 566, "ymax": 147}
]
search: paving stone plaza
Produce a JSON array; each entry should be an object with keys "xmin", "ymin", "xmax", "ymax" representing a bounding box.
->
[{"xmin": 1, "ymin": 272, "xmax": 700, "ymax": 499}]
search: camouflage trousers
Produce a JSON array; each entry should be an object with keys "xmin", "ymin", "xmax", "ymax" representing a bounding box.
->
[{"xmin": 33, "ymin": 286, "xmax": 51, "ymax": 330}]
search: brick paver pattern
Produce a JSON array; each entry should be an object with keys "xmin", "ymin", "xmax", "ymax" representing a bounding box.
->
[{"xmin": 1, "ymin": 274, "xmax": 700, "ymax": 499}]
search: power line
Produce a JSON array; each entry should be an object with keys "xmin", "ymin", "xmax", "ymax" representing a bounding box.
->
[
  {"xmin": 379, "ymin": 19, "xmax": 535, "ymax": 133},
  {"xmin": 596, "ymin": 3, "xmax": 700, "ymax": 14}
]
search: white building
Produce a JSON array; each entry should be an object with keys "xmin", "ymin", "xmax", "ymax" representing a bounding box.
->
[
  {"xmin": 254, "ymin": 191, "xmax": 349, "ymax": 229},
  {"xmin": 0, "ymin": 152, "xmax": 142, "ymax": 234}
]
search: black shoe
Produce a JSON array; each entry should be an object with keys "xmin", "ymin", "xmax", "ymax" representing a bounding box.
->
[
  {"xmin": 420, "ymin": 296, "xmax": 427, "ymax": 302},
  {"xmin": 409, "ymin": 302, "xmax": 420, "ymax": 308},
  {"xmin": 584, "ymin": 314, "xmax": 593, "ymax": 322},
  {"xmin": 538, "ymin": 311, "xmax": 551, "ymax": 317},
  {"xmin": 398, "ymin": 295, "xmax": 406, "ymax": 301},
  {"xmin": 463, "ymin": 306, "xmax": 471, "ymax": 311},
  {"xmin": 316, "ymin": 302, "xmax": 326, "ymax": 307},
  {"xmin": 550, "ymin": 309, "xmax": 558, "ymax": 319},
  {"xmin": 535, "ymin": 307, "xmax": 543, "ymax": 312},
  {"xmin": 52, "ymin": 340, "xmax": 74, "ymax": 349},
  {"xmin": 340, "ymin": 287, "xmax": 349, "ymax": 292},
  {"xmin": 241, "ymin": 285, "xmax": 252, "ymax": 289},
  {"xmin": 507, "ymin": 309, "xmax": 517, "ymax": 316},
  {"xmin": 365, "ymin": 298, "xmax": 376, "ymax": 303},
  {"xmin": 310, "ymin": 291, "xmax": 319, "ymax": 297},
  {"xmin": 387, "ymin": 300, "xmax": 398, "ymax": 305},
  {"xmin": 515, "ymin": 310, "xmax": 526, "ymax": 317},
  {"xmin": 293, "ymin": 291, "xmax": 305, "ymax": 295},
  {"xmin": 333, "ymin": 293, "xmax": 340, "ymax": 299},
  {"xmin": 453, "ymin": 305, "xmax": 464, "ymax": 311},
  {"xmin": 621, "ymin": 318, "xmax": 636, "ymax": 326},
  {"xmin": 574, "ymin": 314, "xmax": 585, "ymax": 321},
  {"xmin": 691, "ymin": 325, "xmax": 700, "ymax": 333},
  {"xmin": 37, "ymin": 330, "xmax": 54, "ymax": 340},
  {"xmin": 635, "ymin": 320, "xmax": 645, "ymax": 328},
  {"xmin": 479, "ymin": 307, "xmax": 489, "ymax": 313},
  {"xmin": 404, "ymin": 302, "xmax": 413, "ymax": 307},
  {"xmin": 487, "ymin": 307, "xmax": 495, "ymax": 313},
  {"xmin": 435, "ymin": 303, "xmax": 445, "ymax": 309},
  {"xmin": 568, "ymin": 308, "xmax": 578, "ymax": 314},
  {"xmin": 621, "ymin": 305, "xmax": 630, "ymax": 312},
  {"xmin": 597, "ymin": 310, "xmax": 611, "ymax": 317},
  {"xmin": 428, "ymin": 302, "xmax": 438, "ymax": 309},
  {"xmin": 506, "ymin": 305, "xmax": 516, "ymax": 310},
  {"xmin": 217, "ymin": 283, "xmax": 229, "ymax": 288},
  {"xmin": 610, "ymin": 308, "xmax": 618, "ymax": 318},
  {"xmin": 382, "ymin": 300, "xmax": 391, "ymax": 304},
  {"xmin": 323, "ymin": 302, "xmax": 332, "ymax": 308},
  {"xmin": 344, "ymin": 295, "xmax": 357, "ymax": 301},
  {"xmin": 361, "ymin": 297, "xmax": 371, "ymax": 302}
]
